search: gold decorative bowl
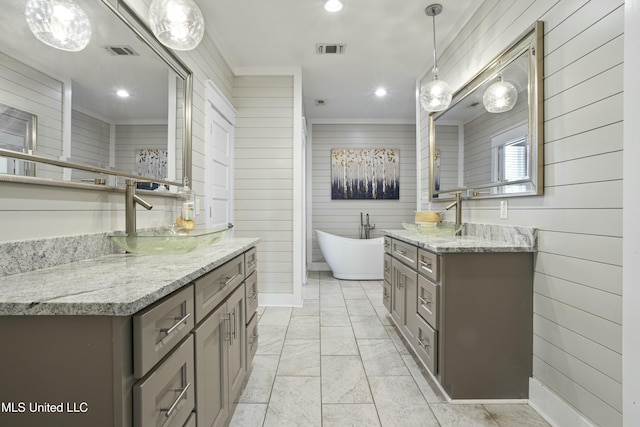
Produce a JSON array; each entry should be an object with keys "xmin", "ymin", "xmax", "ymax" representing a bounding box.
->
[
  {"xmin": 402, "ymin": 222, "xmax": 462, "ymax": 238},
  {"xmin": 109, "ymin": 226, "xmax": 229, "ymax": 255}
]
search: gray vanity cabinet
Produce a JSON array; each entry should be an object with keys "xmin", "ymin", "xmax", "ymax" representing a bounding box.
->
[
  {"xmin": 384, "ymin": 235, "xmax": 533, "ymax": 400},
  {"xmin": 0, "ymin": 244, "xmax": 259, "ymax": 427},
  {"xmin": 193, "ymin": 283, "xmax": 246, "ymax": 427}
]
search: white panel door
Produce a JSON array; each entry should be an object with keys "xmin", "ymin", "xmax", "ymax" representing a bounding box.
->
[{"xmin": 205, "ymin": 100, "xmax": 234, "ymax": 230}]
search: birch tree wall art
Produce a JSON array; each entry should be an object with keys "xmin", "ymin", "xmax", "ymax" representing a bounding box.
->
[{"xmin": 331, "ymin": 148, "xmax": 400, "ymax": 200}]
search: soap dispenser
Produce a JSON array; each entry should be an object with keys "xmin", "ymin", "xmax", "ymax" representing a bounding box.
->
[{"xmin": 176, "ymin": 178, "xmax": 195, "ymax": 231}]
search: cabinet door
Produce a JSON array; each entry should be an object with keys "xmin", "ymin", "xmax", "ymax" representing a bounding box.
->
[
  {"xmin": 382, "ymin": 280, "xmax": 392, "ymax": 312},
  {"xmin": 390, "ymin": 259, "xmax": 403, "ymax": 326},
  {"xmin": 397, "ymin": 260, "xmax": 418, "ymax": 345},
  {"xmin": 194, "ymin": 304, "xmax": 229, "ymax": 427},
  {"xmin": 227, "ymin": 283, "xmax": 247, "ymax": 401}
]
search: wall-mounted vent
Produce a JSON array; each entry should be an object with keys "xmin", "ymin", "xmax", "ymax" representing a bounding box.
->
[
  {"xmin": 316, "ymin": 44, "xmax": 346, "ymax": 54},
  {"xmin": 104, "ymin": 45, "xmax": 139, "ymax": 56}
]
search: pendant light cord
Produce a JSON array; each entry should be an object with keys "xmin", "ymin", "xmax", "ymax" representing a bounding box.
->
[{"xmin": 431, "ymin": 12, "xmax": 439, "ymax": 77}]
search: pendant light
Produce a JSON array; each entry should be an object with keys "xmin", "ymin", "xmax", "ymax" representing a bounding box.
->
[
  {"xmin": 149, "ymin": 0, "xmax": 205, "ymax": 51},
  {"xmin": 483, "ymin": 75, "xmax": 518, "ymax": 113},
  {"xmin": 24, "ymin": 0, "xmax": 92, "ymax": 52},
  {"xmin": 419, "ymin": 4, "xmax": 452, "ymax": 113}
]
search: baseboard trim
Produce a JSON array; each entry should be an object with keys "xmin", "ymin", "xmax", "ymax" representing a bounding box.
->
[
  {"xmin": 528, "ymin": 378, "xmax": 595, "ymax": 427},
  {"xmin": 258, "ymin": 292, "xmax": 303, "ymax": 308}
]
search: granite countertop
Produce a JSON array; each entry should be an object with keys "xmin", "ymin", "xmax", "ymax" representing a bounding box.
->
[
  {"xmin": 0, "ymin": 237, "xmax": 259, "ymax": 316},
  {"xmin": 384, "ymin": 229, "xmax": 536, "ymax": 253}
]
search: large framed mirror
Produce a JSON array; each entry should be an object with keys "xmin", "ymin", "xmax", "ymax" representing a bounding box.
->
[
  {"xmin": 0, "ymin": 0, "xmax": 192, "ymax": 188},
  {"xmin": 429, "ymin": 21, "xmax": 543, "ymax": 200}
]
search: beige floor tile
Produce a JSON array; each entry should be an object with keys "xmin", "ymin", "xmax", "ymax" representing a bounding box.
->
[
  {"xmin": 321, "ymin": 326, "xmax": 358, "ymax": 355},
  {"xmin": 368, "ymin": 376, "xmax": 439, "ymax": 426},
  {"xmin": 430, "ymin": 403, "xmax": 499, "ymax": 426},
  {"xmin": 229, "ymin": 403, "xmax": 268, "ymax": 427},
  {"xmin": 351, "ymin": 315, "xmax": 389, "ymax": 339},
  {"xmin": 293, "ymin": 298, "xmax": 319, "ymax": 316},
  {"xmin": 256, "ymin": 325, "xmax": 287, "ymax": 355},
  {"xmin": 278, "ymin": 339, "xmax": 320, "ymax": 376},
  {"xmin": 346, "ymin": 299, "xmax": 377, "ymax": 316},
  {"xmin": 286, "ymin": 315, "xmax": 320, "ymax": 340},
  {"xmin": 358, "ymin": 338, "xmax": 409, "ymax": 376},
  {"xmin": 322, "ymin": 404, "xmax": 381, "ymax": 427},
  {"xmin": 483, "ymin": 404, "xmax": 551, "ymax": 427},
  {"xmin": 263, "ymin": 376, "xmax": 321, "ymax": 427},
  {"xmin": 320, "ymin": 305, "xmax": 351, "ymax": 327},
  {"xmin": 321, "ymin": 355, "xmax": 373, "ymax": 404},
  {"xmin": 237, "ymin": 355, "xmax": 280, "ymax": 403},
  {"xmin": 259, "ymin": 307, "xmax": 292, "ymax": 326}
]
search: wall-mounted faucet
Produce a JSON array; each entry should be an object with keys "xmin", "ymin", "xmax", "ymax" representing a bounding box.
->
[
  {"xmin": 360, "ymin": 212, "xmax": 375, "ymax": 239},
  {"xmin": 445, "ymin": 191, "xmax": 463, "ymax": 236},
  {"xmin": 125, "ymin": 179, "xmax": 153, "ymax": 234}
]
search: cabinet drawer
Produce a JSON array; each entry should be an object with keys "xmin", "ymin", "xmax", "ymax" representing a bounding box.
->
[
  {"xmin": 134, "ymin": 285, "xmax": 194, "ymax": 379},
  {"xmin": 391, "ymin": 239, "xmax": 418, "ymax": 269},
  {"xmin": 383, "ymin": 236, "xmax": 392, "ymax": 254},
  {"xmin": 247, "ymin": 312, "xmax": 259, "ymax": 363},
  {"xmin": 134, "ymin": 335, "xmax": 195, "ymax": 427},
  {"xmin": 195, "ymin": 254, "xmax": 245, "ymax": 323},
  {"xmin": 418, "ymin": 249, "xmax": 439, "ymax": 283},
  {"xmin": 383, "ymin": 253, "xmax": 392, "ymax": 283},
  {"xmin": 245, "ymin": 247, "xmax": 258, "ymax": 278},
  {"xmin": 382, "ymin": 280, "xmax": 392, "ymax": 312},
  {"xmin": 417, "ymin": 275, "xmax": 439, "ymax": 329},
  {"xmin": 415, "ymin": 314, "xmax": 437, "ymax": 374},
  {"xmin": 245, "ymin": 271, "xmax": 259, "ymax": 321}
]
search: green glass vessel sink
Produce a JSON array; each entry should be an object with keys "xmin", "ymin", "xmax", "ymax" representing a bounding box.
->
[
  {"xmin": 109, "ymin": 226, "xmax": 229, "ymax": 255},
  {"xmin": 402, "ymin": 222, "xmax": 462, "ymax": 238}
]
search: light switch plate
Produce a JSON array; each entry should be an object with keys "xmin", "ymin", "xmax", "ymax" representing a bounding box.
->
[{"xmin": 500, "ymin": 200, "xmax": 508, "ymax": 219}]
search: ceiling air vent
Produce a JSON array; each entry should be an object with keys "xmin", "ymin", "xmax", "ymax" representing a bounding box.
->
[
  {"xmin": 316, "ymin": 44, "xmax": 346, "ymax": 54},
  {"xmin": 104, "ymin": 45, "xmax": 139, "ymax": 56}
]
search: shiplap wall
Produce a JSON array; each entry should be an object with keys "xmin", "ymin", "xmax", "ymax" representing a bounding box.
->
[
  {"xmin": 0, "ymin": 0, "xmax": 235, "ymax": 241},
  {"xmin": 310, "ymin": 123, "xmax": 416, "ymax": 267},
  {"xmin": 114, "ymin": 124, "xmax": 168, "ymax": 176},
  {"xmin": 0, "ymin": 51, "xmax": 63, "ymax": 180},
  {"xmin": 420, "ymin": 1, "xmax": 623, "ymax": 425},
  {"xmin": 233, "ymin": 76, "xmax": 294, "ymax": 294},
  {"xmin": 69, "ymin": 110, "xmax": 111, "ymax": 183}
]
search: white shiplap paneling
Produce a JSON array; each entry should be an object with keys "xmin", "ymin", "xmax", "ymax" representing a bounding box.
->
[{"xmin": 419, "ymin": 1, "xmax": 623, "ymax": 425}]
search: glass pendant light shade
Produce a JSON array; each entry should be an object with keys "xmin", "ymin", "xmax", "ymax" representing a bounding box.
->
[
  {"xmin": 24, "ymin": 0, "xmax": 91, "ymax": 52},
  {"xmin": 420, "ymin": 71, "xmax": 453, "ymax": 112},
  {"xmin": 483, "ymin": 76, "xmax": 518, "ymax": 113},
  {"xmin": 149, "ymin": 0, "xmax": 205, "ymax": 51}
]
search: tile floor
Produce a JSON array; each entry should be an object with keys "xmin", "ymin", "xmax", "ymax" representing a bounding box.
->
[{"xmin": 229, "ymin": 271, "xmax": 550, "ymax": 427}]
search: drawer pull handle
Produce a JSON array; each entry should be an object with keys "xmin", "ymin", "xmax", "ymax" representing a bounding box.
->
[
  {"xmin": 161, "ymin": 313, "xmax": 191, "ymax": 337},
  {"xmin": 248, "ymin": 259, "xmax": 257, "ymax": 268},
  {"xmin": 418, "ymin": 296, "xmax": 432, "ymax": 308},
  {"xmin": 417, "ymin": 339, "xmax": 431, "ymax": 351},
  {"xmin": 395, "ymin": 249, "xmax": 407, "ymax": 256},
  {"xmin": 221, "ymin": 274, "xmax": 237, "ymax": 287},
  {"xmin": 163, "ymin": 382, "xmax": 191, "ymax": 418},
  {"xmin": 420, "ymin": 260, "xmax": 433, "ymax": 270}
]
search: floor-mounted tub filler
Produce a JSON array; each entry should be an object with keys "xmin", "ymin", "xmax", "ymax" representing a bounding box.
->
[{"xmin": 315, "ymin": 229, "xmax": 384, "ymax": 280}]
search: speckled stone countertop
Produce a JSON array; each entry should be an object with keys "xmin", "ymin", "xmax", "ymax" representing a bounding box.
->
[
  {"xmin": 0, "ymin": 237, "xmax": 259, "ymax": 316},
  {"xmin": 384, "ymin": 227, "xmax": 536, "ymax": 254}
]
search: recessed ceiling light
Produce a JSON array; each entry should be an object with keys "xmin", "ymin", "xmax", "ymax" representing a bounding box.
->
[
  {"xmin": 116, "ymin": 89, "xmax": 130, "ymax": 98},
  {"xmin": 375, "ymin": 88, "xmax": 387, "ymax": 97},
  {"xmin": 324, "ymin": 0, "xmax": 343, "ymax": 12}
]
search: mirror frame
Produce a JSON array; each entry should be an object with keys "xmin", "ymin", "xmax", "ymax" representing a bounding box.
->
[
  {"xmin": 428, "ymin": 21, "xmax": 543, "ymax": 201},
  {"xmin": 0, "ymin": 0, "xmax": 192, "ymax": 188}
]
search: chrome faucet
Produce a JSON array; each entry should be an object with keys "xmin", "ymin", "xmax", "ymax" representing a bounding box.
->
[
  {"xmin": 360, "ymin": 212, "xmax": 376, "ymax": 239},
  {"xmin": 445, "ymin": 191, "xmax": 463, "ymax": 236},
  {"xmin": 125, "ymin": 179, "xmax": 153, "ymax": 234}
]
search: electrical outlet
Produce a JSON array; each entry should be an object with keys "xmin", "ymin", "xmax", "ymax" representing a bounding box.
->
[{"xmin": 500, "ymin": 200, "xmax": 508, "ymax": 219}]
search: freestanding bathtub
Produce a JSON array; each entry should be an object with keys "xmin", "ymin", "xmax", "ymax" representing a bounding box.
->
[{"xmin": 315, "ymin": 230, "xmax": 384, "ymax": 280}]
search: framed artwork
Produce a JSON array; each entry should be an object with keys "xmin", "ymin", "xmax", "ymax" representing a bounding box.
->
[{"xmin": 331, "ymin": 148, "xmax": 399, "ymax": 200}]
